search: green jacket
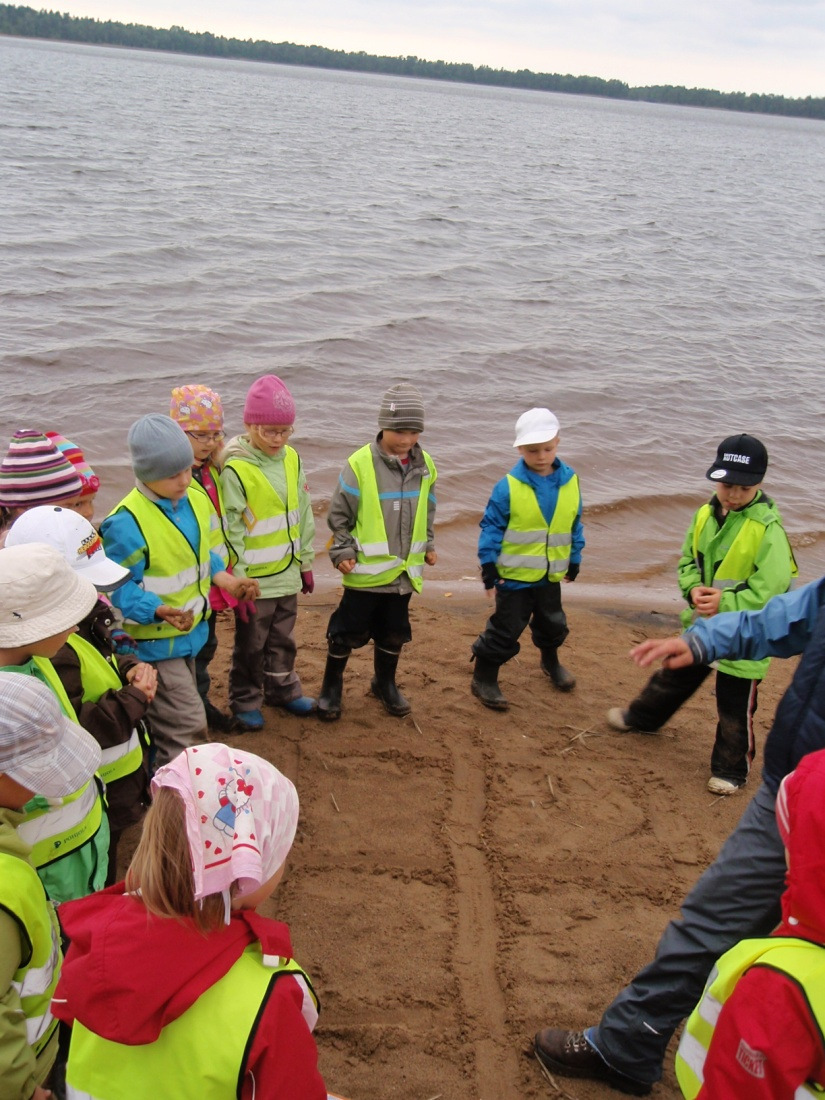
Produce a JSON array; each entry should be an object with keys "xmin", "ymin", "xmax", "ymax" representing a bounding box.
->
[{"xmin": 678, "ymin": 491, "xmax": 796, "ymax": 678}]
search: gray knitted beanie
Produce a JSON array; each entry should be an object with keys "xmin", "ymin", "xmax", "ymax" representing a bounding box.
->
[{"xmin": 128, "ymin": 414, "xmax": 194, "ymax": 483}]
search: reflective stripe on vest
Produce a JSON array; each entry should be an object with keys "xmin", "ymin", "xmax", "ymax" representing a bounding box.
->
[
  {"xmin": 342, "ymin": 444, "xmax": 435, "ymax": 594},
  {"xmin": 692, "ymin": 504, "xmax": 769, "ymax": 590},
  {"xmin": 65, "ymin": 635, "xmax": 145, "ymax": 785},
  {"xmin": 0, "ymin": 851, "xmax": 62, "ymax": 1056},
  {"xmin": 65, "ymin": 943, "xmax": 319, "ymax": 1100},
  {"xmin": 108, "ymin": 489, "xmax": 213, "ymax": 640},
  {"xmin": 223, "ymin": 449, "xmax": 302, "ymax": 577},
  {"xmin": 675, "ymin": 936, "xmax": 825, "ymax": 1098},
  {"xmin": 18, "ymin": 779, "xmax": 104, "ymax": 871},
  {"xmin": 497, "ymin": 475, "xmax": 579, "ymax": 582}
]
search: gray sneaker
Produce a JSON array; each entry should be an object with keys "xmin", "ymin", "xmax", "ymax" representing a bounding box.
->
[{"xmin": 607, "ymin": 707, "xmax": 633, "ymax": 731}]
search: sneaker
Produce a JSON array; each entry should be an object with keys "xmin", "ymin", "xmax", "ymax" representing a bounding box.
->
[
  {"xmin": 281, "ymin": 696, "xmax": 317, "ymax": 716},
  {"xmin": 607, "ymin": 707, "xmax": 633, "ymax": 732},
  {"xmin": 708, "ymin": 776, "xmax": 744, "ymax": 795},
  {"xmin": 233, "ymin": 709, "xmax": 264, "ymax": 732},
  {"xmin": 533, "ymin": 1029, "xmax": 651, "ymax": 1096}
]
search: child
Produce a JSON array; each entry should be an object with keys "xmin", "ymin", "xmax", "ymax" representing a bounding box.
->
[
  {"xmin": 675, "ymin": 748, "xmax": 825, "ymax": 1097},
  {"xmin": 607, "ymin": 433, "xmax": 796, "ymax": 794},
  {"xmin": 221, "ymin": 375, "xmax": 316, "ymax": 730},
  {"xmin": 169, "ymin": 384, "xmax": 235, "ymax": 733},
  {"xmin": 100, "ymin": 415, "xmax": 258, "ymax": 766},
  {"xmin": 53, "ymin": 742, "xmax": 329, "ymax": 1099},
  {"xmin": 45, "ymin": 432, "xmax": 99, "ymax": 521},
  {"xmin": 320, "ymin": 382, "xmax": 437, "ymax": 721},
  {"xmin": 471, "ymin": 407, "xmax": 583, "ymax": 711},
  {"xmin": 7, "ymin": 505, "xmax": 156, "ymax": 884},
  {"xmin": 0, "ymin": 542, "xmax": 110, "ymax": 906},
  {"xmin": 0, "ymin": 672, "xmax": 101, "ymax": 1100},
  {"xmin": 0, "ymin": 429, "xmax": 85, "ymax": 545}
]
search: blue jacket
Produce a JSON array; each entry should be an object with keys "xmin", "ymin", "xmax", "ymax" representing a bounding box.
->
[
  {"xmin": 101, "ymin": 489, "xmax": 225, "ymax": 664},
  {"xmin": 478, "ymin": 457, "xmax": 584, "ymax": 590},
  {"xmin": 686, "ymin": 578, "xmax": 825, "ymax": 794}
]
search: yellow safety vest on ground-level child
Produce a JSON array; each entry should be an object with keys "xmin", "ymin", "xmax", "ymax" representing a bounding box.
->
[
  {"xmin": 223, "ymin": 447, "xmax": 302, "ymax": 577},
  {"xmin": 0, "ymin": 850, "xmax": 62, "ymax": 1063},
  {"xmin": 675, "ymin": 936, "xmax": 825, "ymax": 1098},
  {"xmin": 65, "ymin": 943, "xmax": 318, "ymax": 1100},
  {"xmin": 342, "ymin": 444, "xmax": 436, "ymax": 593},
  {"xmin": 65, "ymin": 634, "xmax": 147, "ymax": 786},
  {"xmin": 108, "ymin": 489, "xmax": 213, "ymax": 641},
  {"xmin": 496, "ymin": 476, "xmax": 580, "ymax": 583},
  {"xmin": 17, "ymin": 659, "xmax": 106, "ymax": 876}
]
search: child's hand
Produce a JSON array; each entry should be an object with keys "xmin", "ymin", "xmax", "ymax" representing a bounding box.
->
[
  {"xmin": 564, "ymin": 563, "xmax": 580, "ymax": 583},
  {"xmin": 233, "ymin": 577, "xmax": 260, "ymax": 601},
  {"xmin": 235, "ymin": 599, "xmax": 257, "ymax": 624},
  {"xmin": 156, "ymin": 605, "xmax": 194, "ymax": 632},
  {"xmin": 690, "ymin": 585, "xmax": 722, "ymax": 617},
  {"xmin": 424, "ymin": 550, "xmax": 437, "ymax": 566},
  {"xmin": 128, "ymin": 662, "xmax": 158, "ymax": 702},
  {"xmin": 337, "ymin": 558, "xmax": 357, "ymax": 574},
  {"xmin": 300, "ymin": 570, "xmax": 315, "ymax": 594},
  {"xmin": 631, "ymin": 637, "xmax": 693, "ymax": 669}
]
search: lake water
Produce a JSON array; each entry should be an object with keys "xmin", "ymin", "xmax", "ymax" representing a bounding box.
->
[{"xmin": 3, "ymin": 35, "xmax": 825, "ymax": 600}]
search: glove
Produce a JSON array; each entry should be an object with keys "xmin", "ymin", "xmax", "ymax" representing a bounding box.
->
[
  {"xmin": 110, "ymin": 627, "xmax": 139, "ymax": 657},
  {"xmin": 565, "ymin": 563, "xmax": 580, "ymax": 582},
  {"xmin": 480, "ymin": 563, "xmax": 500, "ymax": 590},
  {"xmin": 235, "ymin": 599, "xmax": 257, "ymax": 624},
  {"xmin": 300, "ymin": 570, "xmax": 315, "ymax": 595}
]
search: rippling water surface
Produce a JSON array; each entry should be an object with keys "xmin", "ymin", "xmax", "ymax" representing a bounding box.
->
[{"xmin": 3, "ymin": 36, "xmax": 825, "ymax": 593}]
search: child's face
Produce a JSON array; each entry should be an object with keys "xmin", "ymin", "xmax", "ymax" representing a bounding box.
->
[
  {"xmin": 519, "ymin": 435, "xmax": 560, "ymax": 476},
  {"xmin": 144, "ymin": 468, "xmax": 192, "ymax": 501},
  {"xmin": 185, "ymin": 430, "xmax": 224, "ymax": 467},
  {"xmin": 247, "ymin": 424, "xmax": 293, "ymax": 456},
  {"xmin": 380, "ymin": 429, "xmax": 420, "ymax": 459},
  {"xmin": 715, "ymin": 481, "xmax": 760, "ymax": 512},
  {"xmin": 60, "ymin": 493, "xmax": 95, "ymax": 521}
]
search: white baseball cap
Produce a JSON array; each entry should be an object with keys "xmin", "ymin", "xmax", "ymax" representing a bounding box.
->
[
  {"xmin": 0, "ymin": 672, "xmax": 101, "ymax": 797},
  {"xmin": 513, "ymin": 408, "xmax": 561, "ymax": 448},
  {"xmin": 7, "ymin": 506, "xmax": 129, "ymax": 592},
  {"xmin": 0, "ymin": 543, "xmax": 98, "ymax": 647}
]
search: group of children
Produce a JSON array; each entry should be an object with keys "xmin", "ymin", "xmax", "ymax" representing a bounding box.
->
[{"xmin": 0, "ymin": 373, "xmax": 810, "ymax": 1097}]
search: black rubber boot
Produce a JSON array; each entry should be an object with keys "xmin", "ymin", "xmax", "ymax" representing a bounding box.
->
[
  {"xmin": 371, "ymin": 647, "xmax": 411, "ymax": 717},
  {"xmin": 317, "ymin": 652, "xmax": 348, "ymax": 721},
  {"xmin": 541, "ymin": 648, "xmax": 576, "ymax": 692},
  {"xmin": 471, "ymin": 656, "xmax": 509, "ymax": 711}
]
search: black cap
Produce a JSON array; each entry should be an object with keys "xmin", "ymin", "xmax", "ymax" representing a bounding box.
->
[{"xmin": 706, "ymin": 434, "xmax": 768, "ymax": 487}]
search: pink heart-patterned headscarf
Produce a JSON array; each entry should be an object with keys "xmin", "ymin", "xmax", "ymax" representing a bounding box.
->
[{"xmin": 152, "ymin": 743, "xmax": 299, "ymax": 907}]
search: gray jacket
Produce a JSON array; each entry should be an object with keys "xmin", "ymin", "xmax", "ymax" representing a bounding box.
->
[{"xmin": 327, "ymin": 438, "xmax": 437, "ymax": 595}]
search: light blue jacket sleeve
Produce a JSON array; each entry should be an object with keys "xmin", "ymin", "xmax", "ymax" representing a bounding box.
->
[
  {"xmin": 686, "ymin": 578, "xmax": 825, "ymax": 665},
  {"xmin": 478, "ymin": 478, "xmax": 510, "ymax": 565},
  {"xmin": 100, "ymin": 510, "xmax": 164, "ymax": 624}
]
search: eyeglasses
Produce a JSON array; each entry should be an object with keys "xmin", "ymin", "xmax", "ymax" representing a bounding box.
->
[
  {"xmin": 255, "ymin": 426, "xmax": 294, "ymax": 440},
  {"xmin": 186, "ymin": 430, "xmax": 225, "ymax": 444}
]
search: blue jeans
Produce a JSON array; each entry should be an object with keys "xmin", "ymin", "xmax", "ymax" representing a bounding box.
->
[{"xmin": 590, "ymin": 782, "xmax": 785, "ymax": 1084}]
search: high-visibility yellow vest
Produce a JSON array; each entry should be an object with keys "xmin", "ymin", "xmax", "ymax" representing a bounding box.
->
[
  {"xmin": 65, "ymin": 943, "xmax": 319, "ymax": 1099},
  {"xmin": 223, "ymin": 448, "xmax": 302, "ymax": 578},
  {"xmin": 189, "ymin": 469, "xmax": 232, "ymax": 567},
  {"xmin": 675, "ymin": 936, "xmax": 825, "ymax": 1099},
  {"xmin": 680, "ymin": 502, "xmax": 797, "ymax": 678},
  {"xmin": 108, "ymin": 489, "xmax": 213, "ymax": 641},
  {"xmin": 497, "ymin": 476, "xmax": 580, "ymax": 583},
  {"xmin": 0, "ymin": 851, "xmax": 62, "ymax": 1061},
  {"xmin": 65, "ymin": 634, "xmax": 147, "ymax": 786},
  {"xmin": 18, "ymin": 659, "xmax": 107, "ymax": 881},
  {"xmin": 341, "ymin": 445, "xmax": 436, "ymax": 594}
]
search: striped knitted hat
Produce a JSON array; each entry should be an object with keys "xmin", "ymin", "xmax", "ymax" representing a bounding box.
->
[
  {"xmin": 45, "ymin": 432, "xmax": 100, "ymax": 497},
  {"xmin": 377, "ymin": 383, "xmax": 425, "ymax": 433},
  {"xmin": 0, "ymin": 430, "xmax": 84, "ymax": 508}
]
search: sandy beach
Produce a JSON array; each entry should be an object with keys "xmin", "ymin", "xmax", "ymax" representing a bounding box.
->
[{"xmin": 132, "ymin": 582, "xmax": 798, "ymax": 1100}]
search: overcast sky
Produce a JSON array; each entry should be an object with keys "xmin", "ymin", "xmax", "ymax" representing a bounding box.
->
[{"xmin": 53, "ymin": 0, "xmax": 825, "ymax": 98}]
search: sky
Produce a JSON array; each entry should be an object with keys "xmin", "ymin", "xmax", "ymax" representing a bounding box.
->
[{"xmin": 51, "ymin": 0, "xmax": 825, "ymax": 99}]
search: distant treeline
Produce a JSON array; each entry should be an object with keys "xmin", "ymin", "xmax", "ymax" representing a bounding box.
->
[{"xmin": 2, "ymin": 4, "xmax": 824, "ymax": 121}]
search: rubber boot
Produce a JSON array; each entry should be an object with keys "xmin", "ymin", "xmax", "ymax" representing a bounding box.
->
[
  {"xmin": 371, "ymin": 647, "xmax": 411, "ymax": 717},
  {"xmin": 471, "ymin": 655, "xmax": 509, "ymax": 711},
  {"xmin": 317, "ymin": 652, "xmax": 348, "ymax": 721},
  {"xmin": 541, "ymin": 648, "xmax": 576, "ymax": 692}
]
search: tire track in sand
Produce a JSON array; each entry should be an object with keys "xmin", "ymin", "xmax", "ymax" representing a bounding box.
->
[{"xmin": 446, "ymin": 729, "xmax": 519, "ymax": 1098}]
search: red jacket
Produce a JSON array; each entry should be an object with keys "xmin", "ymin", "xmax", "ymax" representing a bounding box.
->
[{"xmin": 52, "ymin": 884, "xmax": 327, "ymax": 1099}]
